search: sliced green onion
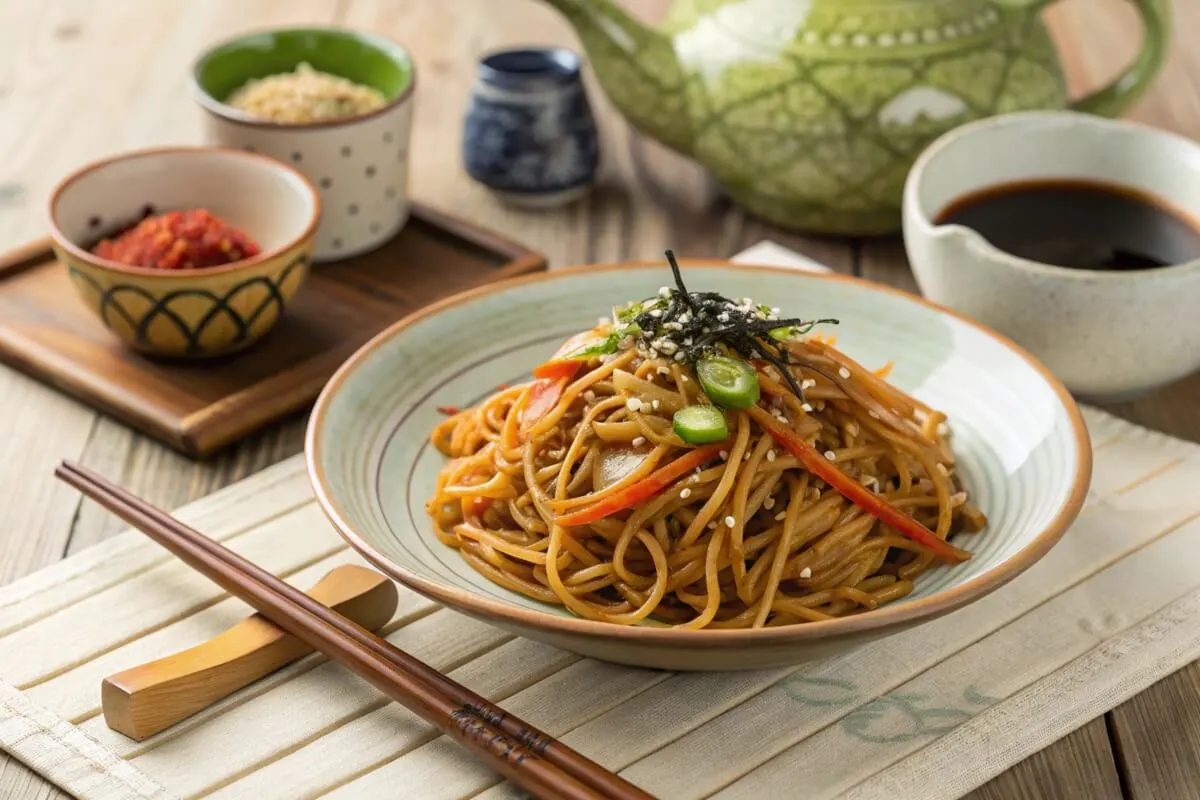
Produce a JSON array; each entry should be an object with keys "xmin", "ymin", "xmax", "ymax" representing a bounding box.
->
[
  {"xmin": 697, "ymin": 355, "xmax": 760, "ymax": 409},
  {"xmin": 673, "ymin": 405, "xmax": 729, "ymax": 444},
  {"xmin": 566, "ymin": 324, "xmax": 641, "ymax": 359}
]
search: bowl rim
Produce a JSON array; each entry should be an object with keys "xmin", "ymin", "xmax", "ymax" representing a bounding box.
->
[
  {"xmin": 306, "ymin": 260, "xmax": 1094, "ymax": 647},
  {"xmin": 47, "ymin": 145, "xmax": 321, "ymax": 279},
  {"xmin": 904, "ymin": 109, "xmax": 1200, "ymax": 282},
  {"xmin": 189, "ymin": 25, "xmax": 418, "ymax": 131}
]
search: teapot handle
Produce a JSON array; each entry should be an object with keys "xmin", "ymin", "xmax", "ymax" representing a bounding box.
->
[{"xmin": 1063, "ymin": 0, "xmax": 1170, "ymax": 117}]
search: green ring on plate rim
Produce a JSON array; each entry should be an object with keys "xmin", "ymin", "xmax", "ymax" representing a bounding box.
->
[{"xmin": 191, "ymin": 26, "xmax": 416, "ymax": 129}]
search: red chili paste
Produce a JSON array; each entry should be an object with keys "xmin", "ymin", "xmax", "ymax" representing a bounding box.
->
[{"xmin": 91, "ymin": 209, "xmax": 261, "ymax": 270}]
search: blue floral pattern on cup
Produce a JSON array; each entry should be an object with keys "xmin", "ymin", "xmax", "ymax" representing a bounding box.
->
[{"xmin": 463, "ymin": 49, "xmax": 599, "ymax": 205}]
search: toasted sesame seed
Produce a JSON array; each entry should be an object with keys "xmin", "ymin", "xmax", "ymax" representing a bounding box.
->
[
  {"xmin": 801, "ymin": 379, "xmax": 816, "ymax": 390},
  {"xmin": 649, "ymin": 308, "xmax": 663, "ymax": 318},
  {"xmin": 824, "ymin": 450, "xmax": 837, "ymax": 461},
  {"xmin": 724, "ymin": 515, "xmax": 736, "ymax": 528},
  {"xmin": 868, "ymin": 410, "xmax": 880, "ymax": 419},
  {"xmin": 626, "ymin": 397, "xmax": 642, "ymax": 412},
  {"xmin": 764, "ymin": 496, "xmax": 776, "ymax": 510},
  {"xmin": 717, "ymin": 312, "xmax": 730, "ymax": 322},
  {"xmin": 657, "ymin": 365, "xmax": 671, "ymax": 375},
  {"xmin": 799, "ymin": 567, "xmax": 812, "ymax": 579},
  {"xmin": 838, "ymin": 367, "xmax": 851, "ymax": 379},
  {"xmin": 652, "ymin": 399, "xmax": 661, "ymax": 410},
  {"xmin": 583, "ymin": 390, "xmax": 596, "ymax": 403},
  {"xmin": 631, "ymin": 436, "xmax": 646, "ymax": 447},
  {"xmin": 681, "ymin": 375, "xmax": 689, "ymax": 382},
  {"xmin": 744, "ymin": 451, "xmax": 753, "ymax": 461},
  {"xmin": 675, "ymin": 352, "xmax": 686, "ymax": 361},
  {"xmin": 846, "ymin": 422, "xmax": 859, "ymax": 436},
  {"xmin": 775, "ymin": 510, "xmax": 787, "ymax": 521},
  {"xmin": 766, "ymin": 449, "xmax": 776, "ymax": 462},
  {"xmin": 708, "ymin": 521, "xmax": 717, "ymax": 529},
  {"xmin": 719, "ymin": 450, "xmax": 729, "ymax": 460},
  {"xmin": 801, "ymin": 403, "xmax": 813, "ymax": 412},
  {"xmin": 659, "ymin": 286, "xmax": 671, "ymax": 297},
  {"xmin": 680, "ymin": 488, "xmax": 692, "ymax": 499}
]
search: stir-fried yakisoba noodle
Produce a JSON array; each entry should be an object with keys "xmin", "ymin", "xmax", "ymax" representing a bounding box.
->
[{"xmin": 427, "ymin": 254, "xmax": 987, "ymax": 629}]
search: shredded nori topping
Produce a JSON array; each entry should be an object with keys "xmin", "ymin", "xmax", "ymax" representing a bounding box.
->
[{"xmin": 623, "ymin": 251, "xmax": 839, "ymax": 403}]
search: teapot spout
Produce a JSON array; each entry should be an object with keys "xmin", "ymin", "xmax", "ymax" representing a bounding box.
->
[{"xmin": 541, "ymin": 0, "xmax": 693, "ymax": 156}]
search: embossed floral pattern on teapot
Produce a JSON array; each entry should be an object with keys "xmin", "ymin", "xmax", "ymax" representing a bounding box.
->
[{"xmin": 537, "ymin": 0, "xmax": 1169, "ymax": 234}]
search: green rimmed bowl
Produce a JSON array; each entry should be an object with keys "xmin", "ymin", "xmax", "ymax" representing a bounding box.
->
[
  {"xmin": 192, "ymin": 27, "xmax": 416, "ymax": 261},
  {"xmin": 306, "ymin": 262, "xmax": 1092, "ymax": 670}
]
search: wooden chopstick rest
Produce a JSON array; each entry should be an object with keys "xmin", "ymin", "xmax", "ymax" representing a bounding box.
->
[{"xmin": 101, "ymin": 564, "xmax": 398, "ymax": 741}]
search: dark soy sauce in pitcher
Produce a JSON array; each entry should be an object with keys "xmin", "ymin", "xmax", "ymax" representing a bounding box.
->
[{"xmin": 935, "ymin": 179, "xmax": 1200, "ymax": 271}]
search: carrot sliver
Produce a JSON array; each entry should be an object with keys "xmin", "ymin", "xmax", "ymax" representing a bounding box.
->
[
  {"xmin": 748, "ymin": 407, "xmax": 969, "ymax": 563},
  {"xmin": 557, "ymin": 444, "xmax": 725, "ymax": 527}
]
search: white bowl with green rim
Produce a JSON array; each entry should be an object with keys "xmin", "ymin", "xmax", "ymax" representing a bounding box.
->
[
  {"xmin": 192, "ymin": 27, "xmax": 415, "ymax": 262},
  {"xmin": 306, "ymin": 261, "xmax": 1092, "ymax": 671}
]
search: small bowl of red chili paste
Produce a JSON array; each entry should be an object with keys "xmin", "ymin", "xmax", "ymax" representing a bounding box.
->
[
  {"xmin": 48, "ymin": 146, "xmax": 320, "ymax": 359},
  {"xmin": 91, "ymin": 208, "xmax": 263, "ymax": 271}
]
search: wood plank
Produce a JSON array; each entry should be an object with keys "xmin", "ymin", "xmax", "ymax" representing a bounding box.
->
[
  {"xmin": 1109, "ymin": 661, "xmax": 1200, "ymax": 800},
  {"xmin": 68, "ymin": 415, "xmax": 307, "ymax": 554},
  {"xmin": 0, "ymin": 753, "xmax": 60, "ymax": 800},
  {"xmin": 963, "ymin": 719, "xmax": 1123, "ymax": 800}
]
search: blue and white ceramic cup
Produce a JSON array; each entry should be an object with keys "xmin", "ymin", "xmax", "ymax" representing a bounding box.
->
[{"xmin": 463, "ymin": 48, "xmax": 599, "ymax": 208}]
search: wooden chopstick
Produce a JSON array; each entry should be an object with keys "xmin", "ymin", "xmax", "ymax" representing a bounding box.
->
[
  {"xmin": 56, "ymin": 463, "xmax": 644, "ymax": 800},
  {"xmin": 56, "ymin": 461, "xmax": 655, "ymax": 800}
]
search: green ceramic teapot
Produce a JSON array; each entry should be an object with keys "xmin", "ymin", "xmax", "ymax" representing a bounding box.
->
[{"xmin": 538, "ymin": 0, "xmax": 1170, "ymax": 235}]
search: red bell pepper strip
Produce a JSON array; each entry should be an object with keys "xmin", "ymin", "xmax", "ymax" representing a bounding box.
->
[
  {"xmin": 532, "ymin": 359, "xmax": 586, "ymax": 381},
  {"xmin": 748, "ymin": 406, "xmax": 970, "ymax": 563},
  {"xmin": 519, "ymin": 377, "xmax": 567, "ymax": 437},
  {"xmin": 556, "ymin": 444, "xmax": 725, "ymax": 527},
  {"xmin": 532, "ymin": 329, "xmax": 607, "ymax": 380}
]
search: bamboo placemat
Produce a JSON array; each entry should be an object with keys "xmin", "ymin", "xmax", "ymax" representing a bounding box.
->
[{"xmin": 2, "ymin": 245, "xmax": 1200, "ymax": 800}]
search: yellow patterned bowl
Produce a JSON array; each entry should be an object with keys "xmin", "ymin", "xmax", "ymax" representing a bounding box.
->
[{"xmin": 48, "ymin": 146, "xmax": 319, "ymax": 358}]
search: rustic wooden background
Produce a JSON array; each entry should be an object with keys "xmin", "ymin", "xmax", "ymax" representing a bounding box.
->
[{"xmin": 1, "ymin": 1, "xmax": 1197, "ymax": 798}]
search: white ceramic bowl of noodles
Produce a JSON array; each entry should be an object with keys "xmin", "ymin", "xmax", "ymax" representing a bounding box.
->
[{"xmin": 306, "ymin": 261, "xmax": 1091, "ymax": 671}]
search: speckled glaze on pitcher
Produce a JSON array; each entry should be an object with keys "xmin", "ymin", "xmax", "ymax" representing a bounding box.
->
[{"xmin": 537, "ymin": 0, "xmax": 1170, "ymax": 235}]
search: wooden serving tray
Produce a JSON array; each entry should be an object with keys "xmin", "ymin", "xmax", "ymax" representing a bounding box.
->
[{"xmin": 0, "ymin": 204, "xmax": 546, "ymax": 457}]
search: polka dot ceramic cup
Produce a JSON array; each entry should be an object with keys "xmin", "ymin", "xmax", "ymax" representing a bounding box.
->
[{"xmin": 192, "ymin": 27, "xmax": 415, "ymax": 262}]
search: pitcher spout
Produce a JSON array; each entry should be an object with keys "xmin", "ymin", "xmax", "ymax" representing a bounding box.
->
[{"xmin": 541, "ymin": 0, "xmax": 693, "ymax": 156}]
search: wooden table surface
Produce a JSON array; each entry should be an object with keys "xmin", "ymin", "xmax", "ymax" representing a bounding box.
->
[{"xmin": 1, "ymin": 1, "xmax": 1197, "ymax": 798}]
